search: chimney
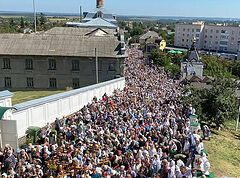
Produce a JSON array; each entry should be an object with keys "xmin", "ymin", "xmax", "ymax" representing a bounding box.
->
[{"xmin": 101, "ymin": 0, "xmax": 104, "ymax": 7}]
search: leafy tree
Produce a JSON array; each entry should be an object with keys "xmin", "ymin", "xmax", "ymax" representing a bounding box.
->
[
  {"xmin": 9, "ymin": 18, "xmax": 14, "ymax": 28},
  {"xmin": 201, "ymin": 55, "xmax": 234, "ymax": 78},
  {"xmin": 129, "ymin": 35, "xmax": 140, "ymax": 44},
  {"xmin": 20, "ymin": 17, "xmax": 25, "ymax": 28},
  {"xmin": 150, "ymin": 49, "xmax": 171, "ymax": 67},
  {"xmin": 183, "ymin": 75, "xmax": 238, "ymax": 128},
  {"xmin": 39, "ymin": 13, "xmax": 47, "ymax": 26},
  {"xmin": 232, "ymin": 61, "xmax": 240, "ymax": 78},
  {"xmin": 130, "ymin": 26, "xmax": 144, "ymax": 36},
  {"xmin": 165, "ymin": 64, "xmax": 180, "ymax": 78}
]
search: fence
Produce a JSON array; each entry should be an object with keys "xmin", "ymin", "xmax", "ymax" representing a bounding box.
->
[{"xmin": 12, "ymin": 78, "xmax": 125, "ymax": 139}]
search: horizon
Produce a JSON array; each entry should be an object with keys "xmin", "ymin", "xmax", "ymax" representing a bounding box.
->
[
  {"xmin": 1, "ymin": 0, "xmax": 240, "ymax": 19},
  {"xmin": 0, "ymin": 10, "xmax": 239, "ymax": 21}
]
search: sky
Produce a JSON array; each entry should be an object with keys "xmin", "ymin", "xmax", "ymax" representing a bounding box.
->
[{"xmin": 0, "ymin": 0, "xmax": 240, "ymax": 18}]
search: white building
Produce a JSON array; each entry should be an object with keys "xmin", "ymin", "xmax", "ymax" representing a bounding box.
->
[
  {"xmin": 181, "ymin": 39, "xmax": 203, "ymax": 79},
  {"xmin": 175, "ymin": 22, "xmax": 240, "ymax": 54}
]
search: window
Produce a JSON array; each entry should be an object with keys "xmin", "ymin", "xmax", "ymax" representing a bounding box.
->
[
  {"xmin": 196, "ymin": 34, "xmax": 200, "ymax": 37},
  {"xmin": 205, "ymin": 35, "xmax": 208, "ymax": 38},
  {"xmin": 108, "ymin": 62, "xmax": 115, "ymax": 71},
  {"xmin": 72, "ymin": 60, "xmax": 80, "ymax": 71},
  {"xmin": 220, "ymin": 41, "xmax": 228, "ymax": 45},
  {"xmin": 27, "ymin": 78, "xmax": 34, "ymax": 88},
  {"xmin": 210, "ymin": 35, "xmax": 213, "ymax": 39},
  {"xmin": 192, "ymin": 29, "xmax": 194, "ymax": 32},
  {"xmin": 25, "ymin": 59, "xmax": 33, "ymax": 70},
  {"xmin": 4, "ymin": 77, "xmax": 11, "ymax": 88},
  {"xmin": 48, "ymin": 59, "xmax": 56, "ymax": 70},
  {"xmin": 231, "ymin": 37, "xmax": 235, "ymax": 41},
  {"xmin": 3, "ymin": 58, "xmax": 11, "ymax": 69},
  {"xmin": 210, "ymin": 29, "xmax": 213, "ymax": 33},
  {"xmin": 216, "ymin": 30, "xmax": 219, "ymax": 33},
  {"xmin": 49, "ymin": 78, "xmax": 57, "ymax": 88},
  {"xmin": 221, "ymin": 30, "xmax": 226, "ymax": 33},
  {"xmin": 183, "ymin": 28, "xmax": 185, "ymax": 32},
  {"xmin": 196, "ymin": 29, "xmax": 200, "ymax": 32},
  {"xmin": 187, "ymin": 29, "xmax": 190, "ymax": 32},
  {"xmin": 73, "ymin": 78, "xmax": 80, "ymax": 89}
]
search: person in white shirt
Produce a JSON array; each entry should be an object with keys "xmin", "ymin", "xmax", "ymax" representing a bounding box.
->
[
  {"xmin": 183, "ymin": 138, "xmax": 190, "ymax": 155},
  {"xmin": 192, "ymin": 158, "xmax": 210, "ymax": 178}
]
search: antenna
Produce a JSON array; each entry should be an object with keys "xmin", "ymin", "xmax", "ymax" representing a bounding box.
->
[
  {"xmin": 80, "ymin": 6, "xmax": 82, "ymax": 22},
  {"xmin": 33, "ymin": 0, "xmax": 37, "ymax": 33}
]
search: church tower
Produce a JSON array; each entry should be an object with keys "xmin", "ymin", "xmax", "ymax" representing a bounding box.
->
[{"xmin": 181, "ymin": 38, "xmax": 204, "ymax": 79}]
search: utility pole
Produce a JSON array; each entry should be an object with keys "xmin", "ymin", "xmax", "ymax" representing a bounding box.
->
[
  {"xmin": 80, "ymin": 6, "xmax": 82, "ymax": 22},
  {"xmin": 33, "ymin": 0, "xmax": 37, "ymax": 33},
  {"xmin": 95, "ymin": 48, "xmax": 99, "ymax": 84},
  {"xmin": 236, "ymin": 105, "xmax": 240, "ymax": 131}
]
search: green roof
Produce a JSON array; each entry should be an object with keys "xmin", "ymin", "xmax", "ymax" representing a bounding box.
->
[
  {"xmin": 169, "ymin": 50, "xmax": 176, "ymax": 54},
  {"xmin": 0, "ymin": 107, "xmax": 12, "ymax": 120},
  {"xmin": 190, "ymin": 115, "xmax": 198, "ymax": 118}
]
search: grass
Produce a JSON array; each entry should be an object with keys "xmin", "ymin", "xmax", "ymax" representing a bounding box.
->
[
  {"xmin": 12, "ymin": 90, "xmax": 65, "ymax": 105},
  {"xmin": 204, "ymin": 120, "xmax": 240, "ymax": 177}
]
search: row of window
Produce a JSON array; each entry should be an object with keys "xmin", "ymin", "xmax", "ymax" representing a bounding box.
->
[
  {"xmin": 182, "ymin": 28, "xmax": 201, "ymax": 33},
  {"xmin": 2, "ymin": 59, "xmax": 116, "ymax": 71},
  {"xmin": 4, "ymin": 77, "xmax": 80, "ymax": 89},
  {"xmin": 181, "ymin": 28, "xmax": 240, "ymax": 35}
]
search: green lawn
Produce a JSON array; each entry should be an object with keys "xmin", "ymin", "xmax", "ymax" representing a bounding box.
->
[
  {"xmin": 204, "ymin": 121, "xmax": 240, "ymax": 177},
  {"xmin": 12, "ymin": 90, "xmax": 65, "ymax": 105}
]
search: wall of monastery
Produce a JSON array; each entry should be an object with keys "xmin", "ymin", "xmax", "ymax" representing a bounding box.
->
[{"xmin": 11, "ymin": 77, "xmax": 125, "ymax": 138}]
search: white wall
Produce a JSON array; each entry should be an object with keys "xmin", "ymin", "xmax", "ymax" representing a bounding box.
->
[{"xmin": 13, "ymin": 78, "xmax": 125, "ymax": 138}]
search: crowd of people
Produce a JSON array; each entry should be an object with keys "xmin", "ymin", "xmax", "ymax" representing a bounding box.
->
[{"xmin": 0, "ymin": 48, "xmax": 211, "ymax": 178}]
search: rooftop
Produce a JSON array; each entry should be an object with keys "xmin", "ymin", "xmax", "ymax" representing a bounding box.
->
[
  {"xmin": 139, "ymin": 31, "xmax": 160, "ymax": 40},
  {"xmin": 0, "ymin": 27, "xmax": 124, "ymax": 58}
]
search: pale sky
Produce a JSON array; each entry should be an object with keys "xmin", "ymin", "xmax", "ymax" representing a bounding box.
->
[{"xmin": 0, "ymin": 0, "xmax": 240, "ymax": 18}]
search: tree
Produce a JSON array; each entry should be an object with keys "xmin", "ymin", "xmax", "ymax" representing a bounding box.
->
[
  {"xmin": 20, "ymin": 17, "xmax": 25, "ymax": 28},
  {"xmin": 164, "ymin": 64, "xmax": 180, "ymax": 78},
  {"xmin": 130, "ymin": 26, "xmax": 144, "ymax": 37},
  {"xmin": 232, "ymin": 61, "xmax": 240, "ymax": 78},
  {"xmin": 150, "ymin": 49, "xmax": 171, "ymax": 67},
  {"xmin": 39, "ymin": 13, "xmax": 47, "ymax": 26},
  {"xmin": 201, "ymin": 55, "xmax": 233, "ymax": 78},
  {"xmin": 183, "ymin": 75, "xmax": 239, "ymax": 128},
  {"xmin": 9, "ymin": 18, "xmax": 14, "ymax": 28}
]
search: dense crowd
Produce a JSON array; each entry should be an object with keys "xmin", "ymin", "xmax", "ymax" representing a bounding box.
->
[{"xmin": 0, "ymin": 48, "xmax": 211, "ymax": 178}]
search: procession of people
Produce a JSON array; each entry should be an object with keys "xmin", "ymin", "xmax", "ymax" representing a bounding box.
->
[{"xmin": 0, "ymin": 48, "xmax": 211, "ymax": 178}]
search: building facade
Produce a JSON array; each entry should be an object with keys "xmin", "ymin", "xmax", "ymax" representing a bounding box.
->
[
  {"xmin": 0, "ymin": 27, "xmax": 126, "ymax": 90},
  {"xmin": 175, "ymin": 22, "xmax": 240, "ymax": 53}
]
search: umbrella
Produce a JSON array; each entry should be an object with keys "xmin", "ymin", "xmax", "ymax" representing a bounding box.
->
[
  {"xmin": 169, "ymin": 50, "xmax": 176, "ymax": 54},
  {"xmin": 176, "ymin": 51, "xmax": 183, "ymax": 54}
]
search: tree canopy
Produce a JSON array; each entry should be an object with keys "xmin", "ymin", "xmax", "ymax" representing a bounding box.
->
[{"xmin": 183, "ymin": 75, "xmax": 239, "ymax": 128}]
